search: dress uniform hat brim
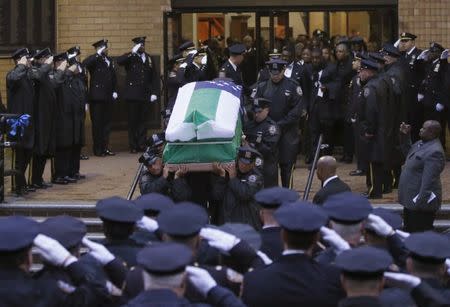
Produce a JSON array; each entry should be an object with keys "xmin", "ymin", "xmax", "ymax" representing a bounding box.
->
[
  {"xmin": 134, "ymin": 193, "xmax": 174, "ymax": 214},
  {"xmin": 33, "ymin": 48, "xmax": 52, "ymax": 60},
  {"xmin": 275, "ymin": 202, "xmax": 328, "ymax": 232},
  {"xmin": 399, "ymin": 32, "xmax": 417, "ymax": 41},
  {"xmin": 382, "ymin": 44, "xmax": 401, "ymax": 57},
  {"xmin": 254, "ymin": 187, "xmax": 299, "ymax": 209},
  {"xmin": 0, "ymin": 216, "xmax": 39, "ymax": 252},
  {"xmin": 238, "ymin": 145, "xmax": 261, "ymax": 164},
  {"xmin": 12, "ymin": 48, "xmax": 30, "ymax": 60},
  {"xmin": 92, "ymin": 39, "xmax": 108, "ymax": 49},
  {"xmin": 137, "ymin": 242, "xmax": 193, "ymax": 275},
  {"xmin": 252, "ymin": 98, "xmax": 271, "ymax": 112},
  {"xmin": 323, "ymin": 192, "xmax": 373, "ymax": 224},
  {"xmin": 335, "ymin": 246, "xmax": 393, "ymax": 277},
  {"xmin": 360, "ymin": 59, "xmax": 379, "ymax": 71},
  {"xmin": 157, "ymin": 202, "xmax": 208, "ymax": 237},
  {"xmin": 53, "ymin": 52, "xmax": 68, "ymax": 62},
  {"xmin": 40, "ymin": 216, "xmax": 87, "ymax": 249},
  {"xmin": 67, "ymin": 46, "xmax": 81, "ymax": 56},
  {"xmin": 96, "ymin": 196, "xmax": 143, "ymax": 223},
  {"xmin": 132, "ymin": 36, "xmax": 147, "ymax": 45},
  {"xmin": 179, "ymin": 41, "xmax": 195, "ymax": 52},
  {"xmin": 368, "ymin": 52, "xmax": 386, "ymax": 64},
  {"xmin": 404, "ymin": 231, "xmax": 450, "ymax": 264},
  {"xmin": 229, "ymin": 44, "xmax": 246, "ymax": 55}
]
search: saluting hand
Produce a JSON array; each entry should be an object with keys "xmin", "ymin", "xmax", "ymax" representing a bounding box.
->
[{"xmin": 18, "ymin": 56, "xmax": 28, "ymax": 66}]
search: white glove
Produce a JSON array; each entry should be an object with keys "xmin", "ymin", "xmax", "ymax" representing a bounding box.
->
[
  {"xmin": 440, "ymin": 49, "xmax": 449, "ymax": 60},
  {"xmin": 445, "ymin": 259, "xmax": 450, "ymax": 276},
  {"xmin": 436, "ymin": 103, "xmax": 444, "ymax": 112},
  {"xmin": 85, "ymin": 103, "xmax": 89, "ymax": 112},
  {"xmin": 44, "ymin": 56, "xmax": 54, "ymax": 65},
  {"xmin": 18, "ymin": 56, "xmax": 28, "ymax": 66},
  {"xmin": 34, "ymin": 234, "xmax": 76, "ymax": 267},
  {"xmin": 367, "ymin": 214, "xmax": 395, "ymax": 237},
  {"xmin": 320, "ymin": 226, "xmax": 350, "ymax": 254},
  {"xmin": 97, "ymin": 46, "xmax": 106, "ymax": 56},
  {"xmin": 394, "ymin": 39, "xmax": 401, "ymax": 48},
  {"xmin": 417, "ymin": 49, "xmax": 429, "ymax": 60},
  {"xmin": 82, "ymin": 237, "xmax": 115, "ymax": 265},
  {"xmin": 201, "ymin": 55, "xmax": 207, "ymax": 65},
  {"xmin": 200, "ymin": 227, "xmax": 241, "ymax": 252},
  {"xmin": 384, "ymin": 272, "xmax": 421, "ymax": 289},
  {"xmin": 257, "ymin": 250, "xmax": 273, "ymax": 265},
  {"xmin": 136, "ymin": 216, "xmax": 158, "ymax": 233},
  {"xmin": 186, "ymin": 266, "xmax": 217, "ymax": 297},
  {"xmin": 150, "ymin": 95, "xmax": 157, "ymax": 102},
  {"xmin": 188, "ymin": 49, "xmax": 198, "ymax": 56},
  {"xmin": 395, "ymin": 229, "xmax": 410, "ymax": 240},
  {"xmin": 179, "ymin": 62, "xmax": 187, "ymax": 69},
  {"xmin": 417, "ymin": 93, "xmax": 424, "ymax": 102},
  {"xmin": 112, "ymin": 92, "xmax": 118, "ymax": 100},
  {"xmin": 68, "ymin": 52, "xmax": 77, "ymax": 59},
  {"xmin": 132, "ymin": 43, "xmax": 141, "ymax": 54}
]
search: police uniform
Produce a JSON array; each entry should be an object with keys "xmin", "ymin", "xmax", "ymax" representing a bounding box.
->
[
  {"xmin": 82, "ymin": 39, "xmax": 117, "ymax": 157},
  {"xmin": 242, "ymin": 202, "xmax": 345, "ymax": 307},
  {"xmin": 116, "ymin": 36, "xmax": 160, "ymax": 152},
  {"xmin": 6, "ymin": 48, "xmax": 35, "ymax": 194},
  {"xmin": 254, "ymin": 59, "xmax": 304, "ymax": 188},
  {"xmin": 165, "ymin": 54, "xmax": 184, "ymax": 116},
  {"xmin": 244, "ymin": 98, "xmax": 281, "ymax": 187},
  {"xmin": 241, "ymin": 45, "xmax": 258, "ymax": 88},
  {"xmin": 211, "ymin": 146, "xmax": 264, "ymax": 230},
  {"xmin": 177, "ymin": 49, "xmax": 209, "ymax": 85},
  {"xmin": 256, "ymin": 49, "xmax": 281, "ymax": 83},
  {"xmin": 221, "ymin": 44, "xmax": 245, "ymax": 86},
  {"xmin": 254, "ymin": 187, "xmax": 299, "ymax": 260},
  {"xmin": 96, "ymin": 197, "xmax": 145, "ymax": 267}
]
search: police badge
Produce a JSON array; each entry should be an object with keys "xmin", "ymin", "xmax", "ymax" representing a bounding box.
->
[
  {"xmin": 364, "ymin": 87, "xmax": 370, "ymax": 98},
  {"xmin": 269, "ymin": 125, "xmax": 277, "ymax": 135}
]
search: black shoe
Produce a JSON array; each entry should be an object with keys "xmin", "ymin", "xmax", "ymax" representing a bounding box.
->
[
  {"xmin": 349, "ymin": 169, "xmax": 365, "ymax": 176},
  {"xmin": 104, "ymin": 149, "xmax": 115, "ymax": 156},
  {"xmin": 80, "ymin": 154, "xmax": 89, "ymax": 160},
  {"xmin": 64, "ymin": 176, "xmax": 77, "ymax": 183},
  {"xmin": 362, "ymin": 192, "xmax": 383, "ymax": 199},
  {"xmin": 73, "ymin": 173, "xmax": 86, "ymax": 180},
  {"xmin": 14, "ymin": 187, "xmax": 27, "ymax": 196},
  {"xmin": 26, "ymin": 185, "xmax": 36, "ymax": 192},
  {"xmin": 94, "ymin": 152, "xmax": 106, "ymax": 157},
  {"xmin": 31, "ymin": 181, "xmax": 51, "ymax": 189},
  {"xmin": 52, "ymin": 177, "xmax": 69, "ymax": 185}
]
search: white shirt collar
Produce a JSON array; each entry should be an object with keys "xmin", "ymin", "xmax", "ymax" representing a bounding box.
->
[
  {"xmin": 228, "ymin": 59, "xmax": 237, "ymax": 71},
  {"xmin": 141, "ymin": 53, "xmax": 146, "ymax": 63},
  {"xmin": 323, "ymin": 175, "xmax": 338, "ymax": 187},
  {"xmin": 407, "ymin": 46, "xmax": 416, "ymax": 56},
  {"xmin": 262, "ymin": 224, "xmax": 279, "ymax": 229},
  {"xmin": 282, "ymin": 249, "xmax": 306, "ymax": 256}
]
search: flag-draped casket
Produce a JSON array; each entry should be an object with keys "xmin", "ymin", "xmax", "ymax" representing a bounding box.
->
[{"xmin": 163, "ymin": 80, "xmax": 242, "ymax": 169}]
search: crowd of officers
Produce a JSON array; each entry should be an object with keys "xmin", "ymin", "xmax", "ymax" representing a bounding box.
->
[
  {"xmin": 164, "ymin": 31, "xmax": 450, "ymax": 200},
  {"xmin": 1, "ymin": 190, "xmax": 450, "ymax": 306}
]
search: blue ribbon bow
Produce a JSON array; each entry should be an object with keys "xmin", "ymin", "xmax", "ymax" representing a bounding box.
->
[{"xmin": 7, "ymin": 114, "xmax": 31, "ymax": 138}]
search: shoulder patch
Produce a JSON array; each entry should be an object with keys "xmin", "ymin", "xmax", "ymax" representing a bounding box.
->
[
  {"xmin": 296, "ymin": 86, "xmax": 303, "ymax": 96},
  {"xmin": 255, "ymin": 158, "xmax": 263, "ymax": 167},
  {"xmin": 248, "ymin": 175, "xmax": 257, "ymax": 183},
  {"xmin": 269, "ymin": 125, "xmax": 277, "ymax": 135},
  {"xmin": 363, "ymin": 87, "xmax": 370, "ymax": 98}
]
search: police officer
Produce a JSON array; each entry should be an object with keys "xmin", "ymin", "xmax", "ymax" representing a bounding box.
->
[
  {"xmin": 254, "ymin": 59, "xmax": 303, "ymax": 188},
  {"xmin": 221, "ymin": 43, "xmax": 246, "ymax": 86},
  {"xmin": 256, "ymin": 49, "xmax": 282, "ymax": 83},
  {"xmin": 211, "ymin": 146, "xmax": 263, "ymax": 229},
  {"xmin": 254, "ymin": 187, "xmax": 299, "ymax": 260},
  {"xmin": 82, "ymin": 39, "xmax": 118, "ymax": 157},
  {"xmin": 177, "ymin": 47, "xmax": 209, "ymax": 85},
  {"xmin": 117, "ymin": 36, "xmax": 160, "ymax": 153},
  {"xmin": 164, "ymin": 54, "xmax": 184, "ymax": 122},
  {"xmin": 6, "ymin": 48, "xmax": 35, "ymax": 195},
  {"xmin": 244, "ymin": 98, "xmax": 280, "ymax": 187}
]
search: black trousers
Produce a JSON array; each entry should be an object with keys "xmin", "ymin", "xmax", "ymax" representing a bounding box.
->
[
  {"xmin": 69, "ymin": 145, "xmax": 82, "ymax": 176},
  {"xmin": 366, "ymin": 161, "xmax": 383, "ymax": 197},
  {"xmin": 90, "ymin": 102, "xmax": 112, "ymax": 155},
  {"xmin": 31, "ymin": 154, "xmax": 48, "ymax": 185},
  {"xmin": 403, "ymin": 208, "xmax": 435, "ymax": 232},
  {"xmin": 54, "ymin": 147, "xmax": 71, "ymax": 178},
  {"xmin": 343, "ymin": 121, "xmax": 354, "ymax": 159},
  {"xmin": 310, "ymin": 119, "xmax": 335, "ymax": 158},
  {"xmin": 354, "ymin": 125, "xmax": 368, "ymax": 172},
  {"xmin": 263, "ymin": 159, "xmax": 278, "ymax": 188},
  {"xmin": 13, "ymin": 148, "xmax": 32, "ymax": 190},
  {"xmin": 279, "ymin": 163, "xmax": 295, "ymax": 188},
  {"xmin": 127, "ymin": 100, "xmax": 148, "ymax": 150}
]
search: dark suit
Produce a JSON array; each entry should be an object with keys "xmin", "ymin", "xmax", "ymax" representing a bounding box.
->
[
  {"xmin": 82, "ymin": 53, "xmax": 117, "ymax": 155},
  {"xmin": 313, "ymin": 177, "xmax": 351, "ymax": 205},
  {"xmin": 221, "ymin": 60, "xmax": 243, "ymax": 86},
  {"xmin": 116, "ymin": 52, "xmax": 160, "ymax": 150},
  {"xmin": 259, "ymin": 226, "xmax": 283, "ymax": 260},
  {"xmin": 242, "ymin": 253, "xmax": 344, "ymax": 307},
  {"xmin": 398, "ymin": 137, "xmax": 445, "ymax": 232}
]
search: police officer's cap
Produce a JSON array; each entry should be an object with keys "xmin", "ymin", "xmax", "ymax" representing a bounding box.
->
[
  {"xmin": 323, "ymin": 192, "xmax": 373, "ymax": 224},
  {"xmin": 429, "ymin": 42, "xmax": 445, "ymax": 53},
  {"xmin": 132, "ymin": 36, "xmax": 146, "ymax": 45},
  {"xmin": 53, "ymin": 52, "xmax": 68, "ymax": 63},
  {"xmin": 399, "ymin": 32, "xmax": 417, "ymax": 41},
  {"xmin": 40, "ymin": 216, "xmax": 87, "ymax": 249},
  {"xmin": 0, "ymin": 216, "xmax": 39, "ymax": 252},
  {"xmin": 275, "ymin": 202, "xmax": 328, "ymax": 232},
  {"xmin": 353, "ymin": 52, "xmax": 369, "ymax": 61},
  {"xmin": 157, "ymin": 202, "xmax": 208, "ymax": 237},
  {"xmin": 92, "ymin": 39, "xmax": 108, "ymax": 49},
  {"xmin": 68, "ymin": 57, "xmax": 78, "ymax": 67},
  {"xmin": 179, "ymin": 41, "xmax": 195, "ymax": 52},
  {"xmin": 148, "ymin": 133, "xmax": 165, "ymax": 148},
  {"xmin": 217, "ymin": 223, "xmax": 261, "ymax": 251},
  {"xmin": 33, "ymin": 48, "xmax": 52, "ymax": 60},
  {"xmin": 67, "ymin": 46, "xmax": 81, "ymax": 56},
  {"xmin": 404, "ymin": 231, "xmax": 450, "ymax": 264},
  {"xmin": 366, "ymin": 208, "xmax": 402, "ymax": 232},
  {"xmin": 268, "ymin": 49, "xmax": 282, "ymax": 59},
  {"xmin": 96, "ymin": 196, "xmax": 143, "ymax": 223},
  {"xmin": 381, "ymin": 44, "xmax": 401, "ymax": 58},
  {"xmin": 369, "ymin": 52, "xmax": 386, "ymax": 64},
  {"xmin": 169, "ymin": 53, "xmax": 184, "ymax": 65},
  {"xmin": 12, "ymin": 48, "xmax": 30, "ymax": 60},
  {"xmin": 360, "ymin": 59, "xmax": 379, "ymax": 71},
  {"xmin": 336, "ymin": 246, "xmax": 393, "ymax": 278},
  {"xmin": 229, "ymin": 44, "xmax": 246, "ymax": 55},
  {"xmin": 252, "ymin": 98, "xmax": 271, "ymax": 112},
  {"xmin": 139, "ymin": 149, "xmax": 159, "ymax": 166},
  {"xmin": 137, "ymin": 242, "xmax": 193, "ymax": 275},
  {"xmin": 238, "ymin": 145, "xmax": 261, "ymax": 164},
  {"xmin": 266, "ymin": 58, "xmax": 288, "ymax": 73},
  {"xmin": 254, "ymin": 187, "xmax": 299, "ymax": 209},
  {"xmin": 134, "ymin": 193, "xmax": 174, "ymax": 214}
]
